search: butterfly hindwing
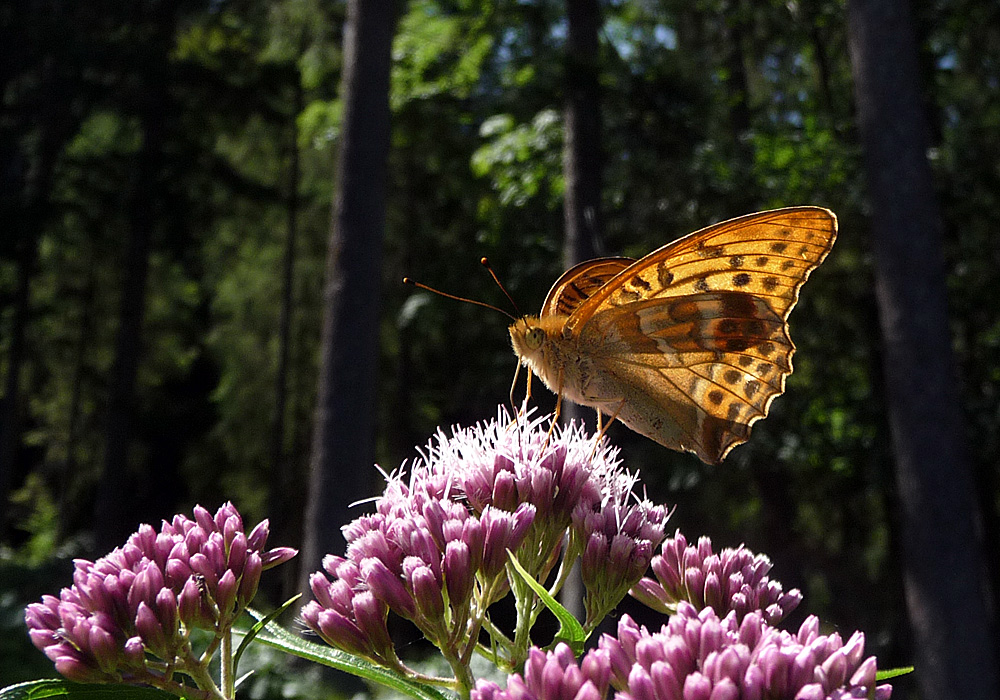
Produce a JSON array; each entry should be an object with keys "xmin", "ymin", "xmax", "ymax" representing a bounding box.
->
[{"xmin": 541, "ymin": 257, "xmax": 635, "ymax": 317}]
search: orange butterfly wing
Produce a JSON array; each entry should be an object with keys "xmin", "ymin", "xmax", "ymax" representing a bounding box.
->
[
  {"xmin": 541, "ymin": 257, "xmax": 635, "ymax": 317},
  {"xmin": 565, "ymin": 207, "xmax": 837, "ymax": 463}
]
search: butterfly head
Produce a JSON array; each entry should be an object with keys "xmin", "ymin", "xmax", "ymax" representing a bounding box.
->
[
  {"xmin": 509, "ymin": 317, "xmax": 543, "ymax": 359},
  {"xmin": 509, "ymin": 315, "xmax": 568, "ymax": 365}
]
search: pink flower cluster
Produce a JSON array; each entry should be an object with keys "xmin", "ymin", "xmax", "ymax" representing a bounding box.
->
[
  {"xmin": 25, "ymin": 503, "xmax": 296, "ymax": 687},
  {"xmin": 302, "ymin": 410, "xmax": 669, "ymax": 670},
  {"xmin": 474, "ymin": 603, "xmax": 892, "ymax": 700},
  {"xmin": 632, "ymin": 531, "xmax": 802, "ymax": 625}
]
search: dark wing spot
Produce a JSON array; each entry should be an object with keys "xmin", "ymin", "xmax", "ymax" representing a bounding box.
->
[
  {"xmin": 780, "ymin": 228, "xmax": 792, "ymax": 237},
  {"xmin": 744, "ymin": 380, "xmax": 760, "ymax": 398},
  {"xmin": 746, "ymin": 319, "xmax": 768, "ymax": 338},
  {"xmin": 781, "ymin": 260, "xmax": 795, "ymax": 271},
  {"xmin": 718, "ymin": 319, "xmax": 738, "ymax": 334},
  {"xmin": 708, "ymin": 390, "xmax": 724, "ymax": 405},
  {"xmin": 631, "ymin": 274, "xmax": 652, "ymax": 291},
  {"xmin": 762, "ymin": 276, "xmax": 780, "ymax": 292},
  {"xmin": 739, "ymin": 356, "xmax": 754, "ymax": 368},
  {"xmin": 694, "ymin": 277, "xmax": 711, "ymax": 292},
  {"xmin": 732, "ymin": 272, "xmax": 751, "ymax": 287},
  {"xmin": 657, "ymin": 263, "xmax": 674, "ymax": 287},
  {"xmin": 755, "ymin": 256, "xmax": 769, "ymax": 267},
  {"xmin": 719, "ymin": 292, "xmax": 757, "ymax": 318},
  {"xmin": 724, "ymin": 338, "xmax": 752, "ymax": 352},
  {"xmin": 770, "ymin": 242, "xmax": 788, "ymax": 254},
  {"xmin": 727, "ymin": 403, "xmax": 742, "ymax": 421},
  {"xmin": 617, "ymin": 288, "xmax": 640, "ymax": 304},
  {"xmin": 798, "ymin": 245, "xmax": 810, "ymax": 256},
  {"xmin": 756, "ymin": 361, "xmax": 772, "ymax": 375},
  {"xmin": 724, "ymin": 369, "xmax": 741, "ymax": 385},
  {"xmin": 729, "ymin": 255, "xmax": 744, "ymax": 268},
  {"xmin": 758, "ymin": 341, "xmax": 775, "ymax": 356},
  {"xmin": 698, "ymin": 244, "xmax": 725, "ymax": 258}
]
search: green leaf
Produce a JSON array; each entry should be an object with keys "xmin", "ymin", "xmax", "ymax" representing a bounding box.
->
[
  {"xmin": 243, "ymin": 610, "xmax": 452, "ymax": 700},
  {"xmin": 505, "ymin": 551, "xmax": 586, "ymax": 653},
  {"xmin": 876, "ymin": 666, "xmax": 915, "ymax": 681},
  {"xmin": 234, "ymin": 596, "xmax": 302, "ymax": 673},
  {"xmin": 0, "ymin": 680, "xmax": 175, "ymax": 700}
]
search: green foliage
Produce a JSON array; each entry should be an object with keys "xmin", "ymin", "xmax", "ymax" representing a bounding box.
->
[
  {"xmin": 7, "ymin": 476, "xmax": 59, "ymax": 565},
  {"xmin": 471, "ymin": 110, "xmax": 564, "ymax": 209}
]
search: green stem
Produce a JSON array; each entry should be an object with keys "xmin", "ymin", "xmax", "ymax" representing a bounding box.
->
[
  {"xmin": 220, "ymin": 627, "xmax": 234, "ymax": 698},
  {"xmin": 509, "ymin": 573, "xmax": 535, "ymax": 668},
  {"xmin": 441, "ymin": 648, "xmax": 475, "ymax": 700},
  {"xmin": 178, "ymin": 649, "xmax": 226, "ymax": 700},
  {"xmin": 149, "ymin": 676, "xmax": 218, "ymax": 700}
]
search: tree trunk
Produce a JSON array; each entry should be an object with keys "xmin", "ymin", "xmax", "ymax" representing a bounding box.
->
[
  {"xmin": 724, "ymin": 3, "xmax": 755, "ymax": 201},
  {"xmin": 299, "ymin": 0, "xmax": 397, "ymax": 592},
  {"xmin": 269, "ymin": 79, "xmax": 303, "ymax": 567},
  {"xmin": 562, "ymin": 0, "xmax": 602, "ymax": 268},
  {"xmin": 847, "ymin": 0, "xmax": 999, "ymax": 697},
  {"xmin": 0, "ymin": 208, "xmax": 40, "ymax": 535},
  {"xmin": 560, "ymin": 0, "xmax": 603, "ymax": 621},
  {"xmin": 59, "ymin": 246, "xmax": 98, "ymax": 538},
  {"xmin": 93, "ymin": 96, "xmax": 163, "ymax": 550},
  {"xmin": 92, "ymin": 2, "xmax": 176, "ymax": 548},
  {"xmin": 0, "ymin": 50, "xmax": 80, "ymax": 537}
]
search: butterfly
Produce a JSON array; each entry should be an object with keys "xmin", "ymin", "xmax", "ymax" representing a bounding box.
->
[{"xmin": 508, "ymin": 207, "xmax": 837, "ymax": 464}]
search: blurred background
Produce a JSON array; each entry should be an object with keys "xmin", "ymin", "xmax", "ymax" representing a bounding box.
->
[{"xmin": 1, "ymin": 0, "xmax": 998, "ymax": 698}]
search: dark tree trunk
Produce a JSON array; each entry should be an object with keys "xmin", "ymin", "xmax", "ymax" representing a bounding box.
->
[
  {"xmin": 299, "ymin": 0, "xmax": 397, "ymax": 592},
  {"xmin": 560, "ymin": 0, "xmax": 604, "ymax": 621},
  {"xmin": 93, "ymin": 2, "xmax": 176, "ymax": 548},
  {"xmin": 721, "ymin": 0, "xmax": 755, "ymax": 209},
  {"xmin": 562, "ymin": 0, "xmax": 602, "ymax": 268},
  {"xmin": 0, "ymin": 49, "xmax": 80, "ymax": 536},
  {"xmin": 93, "ymin": 98, "xmax": 164, "ymax": 550},
  {"xmin": 0, "ymin": 209, "xmax": 40, "ymax": 534},
  {"xmin": 847, "ymin": 0, "xmax": 999, "ymax": 697},
  {"xmin": 269, "ymin": 79, "xmax": 303, "ymax": 571},
  {"xmin": 59, "ymin": 247, "xmax": 98, "ymax": 538}
]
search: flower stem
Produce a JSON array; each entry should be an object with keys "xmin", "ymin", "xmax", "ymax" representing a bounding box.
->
[{"xmin": 220, "ymin": 627, "xmax": 234, "ymax": 698}]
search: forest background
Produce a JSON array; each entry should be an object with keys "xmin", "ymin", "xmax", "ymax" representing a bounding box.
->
[{"xmin": 1, "ymin": 0, "xmax": 998, "ymax": 699}]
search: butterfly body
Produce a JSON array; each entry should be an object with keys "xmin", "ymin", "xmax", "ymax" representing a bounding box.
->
[{"xmin": 508, "ymin": 207, "xmax": 837, "ymax": 464}]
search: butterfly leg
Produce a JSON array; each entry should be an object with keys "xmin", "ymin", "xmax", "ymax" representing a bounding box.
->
[
  {"xmin": 542, "ymin": 368, "xmax": 564, "ymax": 453},
  {"xmin": 509, "ymin": 361, "xmax": 524, "ymax": 416},
  {"xmin": 592, "ymin": 399, "xmax": 626, "ymax": 454}
]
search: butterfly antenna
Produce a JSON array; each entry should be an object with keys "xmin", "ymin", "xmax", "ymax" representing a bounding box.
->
[
  {"xmin": 480, "ymin": 257, "xmax": 523, "ymax": 317},
  {"xmin": 402, "ymin": 277, "xmax": 516, "ymax": 321}
]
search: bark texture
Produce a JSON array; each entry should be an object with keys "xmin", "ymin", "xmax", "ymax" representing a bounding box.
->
[{"xmin": 847, "ymin": 0, "xmax": 999, "ymax": 696}]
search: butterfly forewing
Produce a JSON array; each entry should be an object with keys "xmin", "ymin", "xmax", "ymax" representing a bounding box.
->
[
  {"xmin": 565, "ymin": 209, "xmax": 834, "ymax": 330},
  {"xmin": 562, "ymin": 207, "xmax": 837, "ymax": 463}
]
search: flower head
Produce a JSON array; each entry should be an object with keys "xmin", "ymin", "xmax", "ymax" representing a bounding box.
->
[
  {"xmin": 302, "ymin": 409, "xmax": 650, "ymax": 674},
  {"xmin": 25, "ymin": 503, "xmax": 295, "ymax": 689},
  {"xmin": 631, "ymin": 531, "xmax": 802, "ymax": 624},
  {"xmin": 473, "ymin": 605, "xmax": 892, "ymax": 700},
  {"xmin": 573, "ymin": 493, "xmax": 669, "ymax": 628}
]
